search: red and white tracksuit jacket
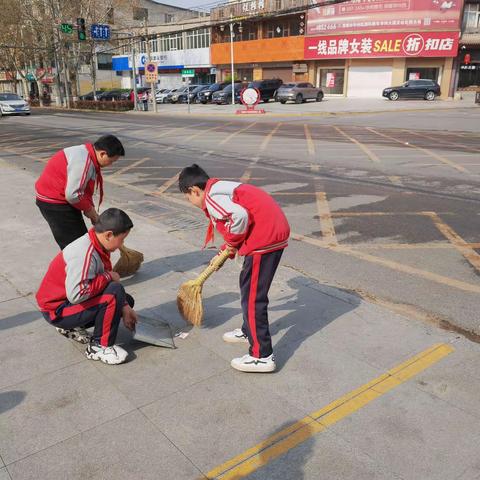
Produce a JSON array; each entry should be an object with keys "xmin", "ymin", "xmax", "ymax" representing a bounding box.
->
[
  {"xmin": 203, "ymin": 178, "xmax": 290, "ymax": 256},
  {"xmin": 35, "ymin": 143, "xmax": 103, "ymax": 211},
  {"xmin": 36, "ymin": 229, "xmax": 113, "ymax": 318}
]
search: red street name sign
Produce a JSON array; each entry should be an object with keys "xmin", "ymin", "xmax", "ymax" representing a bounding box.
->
[{"xmin": 305, "ymin": 31, "xmax": 459, "ymax": 59}]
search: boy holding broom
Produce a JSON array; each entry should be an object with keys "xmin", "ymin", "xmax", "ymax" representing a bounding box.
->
[
  {"xmin": 36, "ymin": 208, "xmax": 137, "ymax": 365},
  {"xmin": 179, "ymin": 164, "xmax": 290, "ymax": 373},
  {"xmin": 35, "ymin": 134, "xmax": 125, "ymax": 250}
]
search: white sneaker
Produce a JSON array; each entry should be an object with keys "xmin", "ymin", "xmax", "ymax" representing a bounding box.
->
[
  {"xmin": 56, "ymin": 327, "xmax": 91, "ymax": 344},
  {"xmin": 231, "ymin": 354, "xmax": 276, "ymax": 373},
  {"xmin": 85, "ymin": 343, "xmax": 128, "ymax": 365},
  {"xmin": 223, "ymin": 328, "xmax": 249, "ymax": 344}
]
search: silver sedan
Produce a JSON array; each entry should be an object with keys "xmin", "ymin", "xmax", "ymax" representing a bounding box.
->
[{"xmin": 276, "ymin": 83, "xmax": 324, "ymax": 104}]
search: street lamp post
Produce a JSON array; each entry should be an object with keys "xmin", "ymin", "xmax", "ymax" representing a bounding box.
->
[{"xmin": 222, "ymin": 15, "xmax": 242, "ymax": 106}]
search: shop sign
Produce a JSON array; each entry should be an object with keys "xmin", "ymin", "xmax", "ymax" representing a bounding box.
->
[
  {"xmin": 409, "ymin": 72, "xmax": 421, "ymax": 80},
  {"xmin": 461, "ymin": 65, "xmax": 477, "ymax": 70},
  {"xmin": 307, "ymin": 0, "xmax": 463, "ymax": 35},
  {"xmin": 305, "ymin": 32, "xmax": 459, "ymax": 59},
  {"xmin": 326, "ymin": 72, "xmax": 336, "ymax": 87}
]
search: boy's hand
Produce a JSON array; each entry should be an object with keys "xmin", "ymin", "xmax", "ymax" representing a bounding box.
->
[
  {"xmin": 222, "ymin": 244, "xmax": 237, "ymax": 259},
  {"xmin": 84, "ymin": 207, "xmax": 99, "ymax": 225},
  {"xmin": 108, "ymin": 271, "xmax": 121, "ymax": 282},
  {"xmin": 122, "ymin": 305, "xmax": 138, "ymax": 331}
]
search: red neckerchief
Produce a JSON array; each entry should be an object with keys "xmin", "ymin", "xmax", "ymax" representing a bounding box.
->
[
  {"xmin": 202, "ymin": 178, "xmax": 220, "ymax": 249},
  {"xmin": 86, "ymin": 143, "xmax": 104, "ymax": 207},
  {"xmin": 88, "ymin": 228, "xmax": 112, "ymax": 271}
]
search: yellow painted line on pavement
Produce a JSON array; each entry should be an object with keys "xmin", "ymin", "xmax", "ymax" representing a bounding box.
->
[
  {"xmin": 315, "ymin": 192, "xmax": 338, "ymax": 246},
  {"xmin": 425, "ymin": 211, "xmax": 480, "ymax": 272},
  {"xmin": 184, "ymin": 122, "xmax": 235, "ymax": 143},
  {"xmin": 260, "ymin": 123, "xmax": 282, "ymax": 152},
  {"xmin": 334, "ymin": 126, "xmax": 381, "ymax": 164},
  {"xmin": 304, "ymin": 124, "xmax": 315, "ymax": 156},
  {"xmin": 152, "ymin": 172, "xmax": 181, "ymax": 196},
  {"xmin": 220, "ymin": 122, "xmax": 257, "ymax": 146},
  {"xmin": 291, "ymin": 232, "xmax": 480, "ymax": 293},
  {"xmin": 107, "ymin": 157, "xmax": 150, "ymax": 179},
  {"xmin": 405, "ymin": 130, "xmax": 480, "ymax": 154},
  {"xmin": 205, "ymin": 343, "xmax": 453, "ymax": 480},
  {"xmin": 366, "ymin": 127, "xmax": 469, "ymax": 174}
]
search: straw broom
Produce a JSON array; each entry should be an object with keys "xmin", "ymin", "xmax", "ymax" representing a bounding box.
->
[
  {"xmin": 177, "ymin": 249, "xmax": 232, "ymax": 326},
  {"xmin": 113, "ymin": 245, "xmax": 144, "ymax": 277}
]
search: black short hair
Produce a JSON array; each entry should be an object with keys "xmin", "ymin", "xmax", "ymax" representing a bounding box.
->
[
  {"xmin": 94, "ymin": 208, "xmax": 133, "ymax": 235},
  {"xmin": 178, "ymin": 164, "xmax": 210, "ymax": 193},
  {"xmin": 94, "ymin": 135, "xmax": 125, "ymax": 157}
]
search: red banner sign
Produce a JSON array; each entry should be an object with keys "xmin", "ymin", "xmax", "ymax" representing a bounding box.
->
[
  {"xmin": 305, "ymin": 32, "xmax": 459, "ymax": 59},
  {"xmin": 307, "ymin": 0, "xmax": 463, "ymax": 35}
]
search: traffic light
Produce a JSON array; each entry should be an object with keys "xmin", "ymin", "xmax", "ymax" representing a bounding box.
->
[{"xmin": 77, "ymin": 18, "xmax": 86, "ymax": 41}]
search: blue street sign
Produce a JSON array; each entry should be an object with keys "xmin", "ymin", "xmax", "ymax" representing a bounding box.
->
[{"xmin": 90, "ymin": 24, "xmax": 110, "ymax": 40}]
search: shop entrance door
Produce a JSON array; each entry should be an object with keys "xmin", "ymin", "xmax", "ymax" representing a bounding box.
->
[{"xmin": 317, "ymin": 68, "xmax": 345, "ymax": 95}]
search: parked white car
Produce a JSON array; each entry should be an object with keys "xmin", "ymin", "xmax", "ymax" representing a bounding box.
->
[
  {"xmin": 0, "ymin": 93, "xmax": 31, "ymax": 117},
  {"xmin": 155, "ymin": 89, "xmax": 173, "ymax": 104}
]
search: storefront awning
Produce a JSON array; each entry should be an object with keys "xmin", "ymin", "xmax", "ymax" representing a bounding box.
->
[{"xmin": 460, "ymin": 33, "xmax": 480, "ymax": 46}]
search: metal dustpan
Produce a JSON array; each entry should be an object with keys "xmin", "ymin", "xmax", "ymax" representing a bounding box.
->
[{"xmin": 133, "ymin": 316, "xmax": 176, "ymax": 349}]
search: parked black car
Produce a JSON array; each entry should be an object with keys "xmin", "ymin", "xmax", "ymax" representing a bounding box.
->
[
  {"xmin": 382, "ymin": 79, "xmax": 441, "ymax": 101},
  {"xmin": 79, "ymin": 90, "xmax": 103, "ymax": 101},
  {"xmin": 178, "ymin": 85, "xmax": 211, "ymax": 103},
  {"xmin": 247, "ymin": 79, "xmax": 283, "ymax": 102},
  {"xmin": 212, "ymin": 83, "xmax": 247, "ymax": 105},
  {"xmin": 97, "ymin": 90, "xmax": 127, "ymax": 101},
  {"xmin": 198, "ymin": 81, "xmax": 241, "ymax": 104}
]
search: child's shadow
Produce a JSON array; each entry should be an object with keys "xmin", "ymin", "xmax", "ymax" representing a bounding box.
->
[
  {"xmin": 122, "ymin": 250, "xmax": 216, "ymax": 287},
  {"xmin": 269, "ymin": 277, "xmax": 360, "ymax": 370}
]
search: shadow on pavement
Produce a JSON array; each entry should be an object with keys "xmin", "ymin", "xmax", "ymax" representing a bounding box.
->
[
  {"xmin": 271, "ymin": 277, "xmax": 360, "ymax": 370},
  {"xmin": 0, "ymin": 310, "xmax": 41, "ymax": 332},
  {"xmin": 122, "ymin": 250, "xmax": 215, "ymax": 288},
  {"xmin": 0, "ymin": 390, "xmax": 26, "ymax": 414}
]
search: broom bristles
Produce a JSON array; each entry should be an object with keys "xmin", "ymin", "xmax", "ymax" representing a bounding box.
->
[
  {"xmin": 176, "ymin": 249, "xmax": 232, "ymax": 326},
  {"xmin": 177, "ymin": 280, "xmax": 204, "ymax": 326},
  {"xmin": 113, "ymin": 245, "xmax": 144, "ymax": 277}
]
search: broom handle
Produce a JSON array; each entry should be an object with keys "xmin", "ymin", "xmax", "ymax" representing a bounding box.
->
[{"xmin": 196, "ymin": 249, "xmax": 232, "ymax": 285}]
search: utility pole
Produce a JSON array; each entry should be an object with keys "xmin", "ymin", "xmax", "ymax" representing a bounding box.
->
[
  {"xmin": 144, "ymin": 19, "xmax": 157, "ymax": 113},
  {"xmin": 229, "ymin": 14, "xmax": 235, "ymax": 106},
  {"xmin": 132, "ymin": 39, "xmax": 138, "ymax": 111}
]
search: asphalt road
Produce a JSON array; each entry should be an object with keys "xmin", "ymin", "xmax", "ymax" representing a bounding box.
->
[{"xmin": 1, "ymin": 106, "xmax": 479, "ymax": 338}]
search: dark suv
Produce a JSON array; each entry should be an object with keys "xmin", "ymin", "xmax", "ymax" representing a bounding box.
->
[
  {"xmin": 382, "ymin": 79, "xmax": 441, "ymax": 101},
  {"xmin": 198, "ymin": 81, "xmax": 241, "ymax": 104},
  {"xmin": 247, "ymin": 79, "xmax": 283, "ymax": 102}
]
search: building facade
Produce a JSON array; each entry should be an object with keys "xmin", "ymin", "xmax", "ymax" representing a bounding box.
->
[
  {"xmin": 210, "ymin": 0, "xmax": 309, "ymax": 83},
  {"xmin": 112, "ymin": 26, "xmax": 214, "ymax": 89},
  {"xmin": 457, "ymin": 0, "xmax": 480, "ymax": 89},
  {"xmin": 304, "ymin": 0, "xmax": 462, "ymax": 98},
  {"xmin": 210, "ymin": 0, "xmax": 462, "ymax": 98}
]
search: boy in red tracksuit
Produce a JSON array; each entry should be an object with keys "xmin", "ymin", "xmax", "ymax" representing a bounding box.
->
[
  {"xmin": 179, "ymin": 164, "xmax": 290, "ymax": 373},
  {"xmin": 36, "ymin": 208, "xmax": 137, "ymax": 365},
  {"xmin": 35, "ymin": 134, "xmax": 125, "ymax": 250}
]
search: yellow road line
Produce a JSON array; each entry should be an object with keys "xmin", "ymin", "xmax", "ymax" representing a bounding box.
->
[
  {"xmin": 388, "ymin": 175, "xmax": 403, "ymax": 186},
  {"xmin": 220, "ymin": 122, "xmax": 257, "ymax": 146},
  {"xmin": 304, "ymin": 124, "xmax": 315, "ymax": 156},
  {"xmin": 152, "ymin": 172, "xmax": 181, "ymax": 196},
  {"xmin": 260, "ymin": 123, "xmax": 282, "ymax": 152},
  {"xmin": 329, "ymin": 211, "xmax": 444, "ymax": 217},
  {"xmin": 315, "ymin": 192, "xmax": 338, "ymax": 246},
  {"xmin": 334, "ymin": 126, "xmax": 381, "ymax": 164},
  {"xmin": 338, "ymin": 242, "xmax": 466, "ymax": 250},
  {"xmin": 206, "ymin": 343, "xmax": 453, "ymax": 480},
  {"xmin": 107, "ymin": 157, "xmax": 150, "ymax": 179},
  {"xmin": 366, "ymin": 127, "xmax": 469, "ymax": 174},
  {"xmin": 405, "ymin": 130, "xmax": 480, "ymax": 154},
  {"xmin": 425, "ymin": 211, "xmax": 480, "ymax": 272},
  {"xmin": 291, "ymin": 232, "xmax": 480, "ymax": 294},
  {"xmin": 184, "ymin": 122, "xmax": 234, "ymax": 143}
]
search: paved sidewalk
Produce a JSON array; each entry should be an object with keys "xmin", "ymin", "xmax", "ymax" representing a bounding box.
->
[{"xmin": 1, "ymin": 158, "xmax": 480, "ymax": 479}]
